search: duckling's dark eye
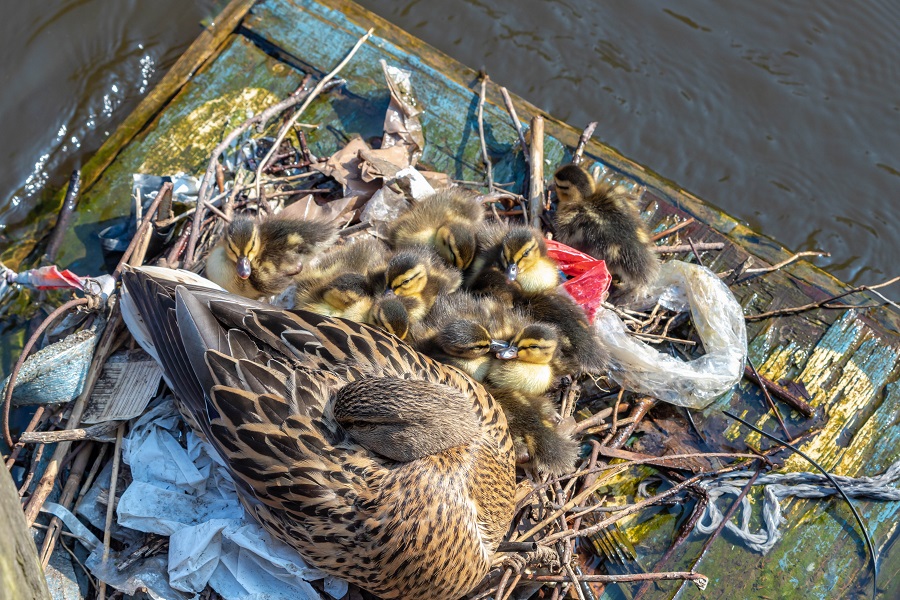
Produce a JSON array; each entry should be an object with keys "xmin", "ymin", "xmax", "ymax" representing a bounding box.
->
[
  {"xmin": 522, "ymin": 249, "xmax": 531, "ymax": 258},
  {"xmin": 402, "ymin": 277, "xmax": 413, "ymax": 286}
]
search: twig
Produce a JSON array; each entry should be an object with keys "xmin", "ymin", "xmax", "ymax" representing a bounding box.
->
[
  {"xmin": 650, "ymin": 217, "xmax": 695, "ymax": 243},
  {"xmin": 476, "ymin": 74, "xmax": 494, "ymax": 191},
  {"xmin": 747, "ymin": 357, "xmax": 792, "ymax": 440},
  {"xmin": 494, "ymin": 568, "xmax": 513, "ymax": 600},
  {"xmin": 182, "ymin": 76, "xmax": 318, "ymax": 267},
  {"xmin": 573, "ymin": 121, "xmax": 597, "ymax": 166},
  {"xmin": 499, "ymin": 86, "xmax": 529, "ymax": 168},
  {"xmin": 3, "ymin": 297, "xmax": 91, "ymax": 448},
  {"xmin": 19, "ymin": 421, "xmax": 120, "ymax": 444},
  {"xmin": 744, "ymin": 251, "xmax": 830, "ymax": 274},
  {"xmin": 98, "ymin": 424, "xmax": 124, "ymax": 600},
  {"xmin": 745, "ymin": 275, "xmax": 900, "ymax": 321},
  {"xmin": 5, "ymin": 406, "xmax": 47, "ymax": 468},
  {"xmin": 654, "ymin": 242, "xmax": 724, "ymax": 254},
  {"xmin": 39, "ymin": 442, "xmax": 93, "ymax": 567},
  {"xmin": 112, "ymin": 182, "xmax": 172, "ymax": 280},
  {"xmin": 253, "ymin": 29, "xmax": 374, "ymax": 212},
  {"xmin": 628, "ymin": 330, "xmax": 697, "ymax": 346},
  {"xmin": 687, "ymin": 237, "xmax": 706, "ymax": 268},
  {"xmin": 43, "ymin": 170, "xmax": 82, "ymax": 263},
  {"xmin": 74, "ymin": 443, "xmax": 109, "ymax": 513},
  {"xmin": 565, "ymin": 563, "xmax": 587, "ymax": 600},
  {"xmin": 524, "ymin": 571, "xmax": 707, "ymax": 587},
  {"xmin": 528, "ymin": 116, "xmax": 544, "ymax": 228}
]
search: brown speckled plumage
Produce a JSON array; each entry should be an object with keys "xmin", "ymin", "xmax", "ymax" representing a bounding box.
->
[{"xmin": 121, "ymin": 267, "xmax": 516, "ymax": 600}]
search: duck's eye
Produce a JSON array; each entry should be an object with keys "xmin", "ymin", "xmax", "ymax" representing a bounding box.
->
[
  {"xmin": 402, "ymin": 277, "xmax": 413, "ymax": 286},
  {"xmin": 522, "ymin": 249, "xmax": 531, "ymax": 258}
]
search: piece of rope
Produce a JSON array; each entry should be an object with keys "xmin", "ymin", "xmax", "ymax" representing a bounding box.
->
[{"xmin": 694, "ymin": 460, "xmax": 900, "ymax": 553}]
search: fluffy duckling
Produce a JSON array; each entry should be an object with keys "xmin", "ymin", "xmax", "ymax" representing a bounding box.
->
[
  {"xmin": 291, "ymin": 237, "xmax": 390, "ymax": 317},
  {"xmin": 120, "ymin": 267, "xmax": 515, "ymax": 599},
  {"xmin": 367, "ymin": 294, "xmax": 415, "ymax": 341},
  {"xmin": 553, "ymin": 163, "xmax": 659, "ymax": 296},
  {"xmin": 521, "ymin": 289, "xmax": 605, "ymax": 374},
  {"xmin": 467, "ymin": 225, "xmax": 560, "ymax": 295},
  {"xmin": 414, "ymin": 292, "xmax": 522, "ymax": 381},
  {"xmin": 382, "ymin": 246, "xmax": 462, "ymax": 322},
  {"xmin": 488, "ymin": 386, "xmax": 580, "ymax": 475},
  {"xmin": 206, "ymin": 214, "xmax": 337, "ymax": 299},
  {"xmin": 294, "ymin": 272, "xmax": 375, "ymax": 322},
  {"xmin": 499, "ymin": 227, "xmax": 560, "ymax": 294},
  {"xmin": 486, "ymin": 323, "xmax": 568, "ymax": 395},
  {"xmin": 387, "ymin": 188, "xmax": 484, "ymax": 269}
]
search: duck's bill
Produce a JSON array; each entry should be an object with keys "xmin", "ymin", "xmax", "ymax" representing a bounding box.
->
[
  {"xmin": 497, "ymin": 346, "xmax": 519, "ymax": 360},
  {"xmin": 237, "ymin": 257, "xmax": 252, "ymax": 279},
  {"xmin": 505, "ymin": 264, "xmax": 519, "ymax": 281},
  {"xmin": 489, "ymin": 339, "xmax": 510, "ymax": 353},
  {"xmin": 383, "ymin": 288, "xmax": 397, "ymax": 298}
]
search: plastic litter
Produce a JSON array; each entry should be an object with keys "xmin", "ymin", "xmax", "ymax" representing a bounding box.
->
[
  {"xmin": 82, "ymin": 397, "xmax": 344, "ymax": 600},
  {"xmin": 546, "ymin": 239, "xmax": 612, "ymax": 321},
  {"xmin": 593, "ymin": 260, "xmax": 747, "ymax": 409}
]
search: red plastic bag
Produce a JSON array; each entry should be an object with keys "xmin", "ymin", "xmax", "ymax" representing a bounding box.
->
[{"xmin": 546, "ymin": 239, "xmax": 611, "ymax": 321}]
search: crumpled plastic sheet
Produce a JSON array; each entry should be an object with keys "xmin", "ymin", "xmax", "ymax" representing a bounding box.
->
[
  {"xmin": 593, "ymin": 260, "xmax": 748, "ymax": 409},
  {"xmin": 84, "ymin": 398, "xmax": 347, "ymax": 600}
]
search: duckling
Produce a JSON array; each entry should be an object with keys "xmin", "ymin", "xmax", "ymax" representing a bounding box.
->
[
  {"xmin": 553, "ymin": 163, "xmax": 659, "ymax": 296},
  {"xmin": 488, "ymin": 386, "xmax": 580, "ymax": 475},
  {"xmin": 382, "ymin": 246, "xmax": 462, "ymax": 322},
  {"xmin": 414, "ymin": 291, "xmax": 521, "ymax": 381},
  {"xmin": 366, "ymin": 293, "xmax": 415, "ymax": 341},
  {"xmin": 205, "ymin": 214, "xmax": 337, "ymax": 299},
  {"xmin": 294, "ymin": 272, "xmax": 375, "ymax": 322},
  {"xmin": 521, "ymin": 289, "xmax": 605, "ymax": 374},
  {"xmin": 467, "ymin": 225, "xmax": 560, "ymax": 296},
  {"xmin": 386, "ymin": 188, "xmax": 484, "ymax": 269},
  {"xmin": 486, "ymin": 323, "xmax": 569, "ymax": 395},
  {"xmin": 121, "ymin": 266, "xmax": 516, "ymax": 599},
  {"xmin": 290, "ymin": 237, "xmax": 390, "ymax": 316}
]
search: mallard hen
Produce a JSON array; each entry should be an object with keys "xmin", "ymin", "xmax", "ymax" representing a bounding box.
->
[{"xmin": 120, "ymin": 266, "xmax": 516, "ymax": 600}]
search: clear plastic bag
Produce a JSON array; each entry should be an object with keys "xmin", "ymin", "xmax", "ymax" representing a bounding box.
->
[{"xmin": 594, "ymin": 260, "xmax": 747, "ymax": 409}]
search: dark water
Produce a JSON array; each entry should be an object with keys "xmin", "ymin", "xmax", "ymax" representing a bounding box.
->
[{"xmin": 1, "ymin": 0, "xmax": 898, "ymax": 287}]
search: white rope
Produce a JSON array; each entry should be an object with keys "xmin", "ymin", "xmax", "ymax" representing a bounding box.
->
[{"xmin": 693, "ymin": 460, "xmax": 900, "ymax": 553}]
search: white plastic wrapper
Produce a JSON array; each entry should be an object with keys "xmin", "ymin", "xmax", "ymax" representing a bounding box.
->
[
  {"xmin": 90, "ymin": 398, "xmax": 347, "ymax": 600},
  {"xmin": 594, "ymin": 260, "xmax": 748, "ymax": 409}
]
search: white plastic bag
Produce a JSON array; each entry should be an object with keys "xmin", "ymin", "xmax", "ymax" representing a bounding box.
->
[{"xmin": 594, "ymin": 260, "xmax": 747, "ymax": 409}]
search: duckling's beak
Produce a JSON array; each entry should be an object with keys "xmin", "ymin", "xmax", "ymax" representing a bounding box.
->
[
  {"xmin": 236, "ymin": 257, "xmax": 252, "ymax": 279},
  {"xmin": 497, "ymin": 345, "xmax": 519, "ymax": 360},
  {"xmin": 383, "ymin": 288, "xmax": 397, "ymax": 298},
  {"xmin": 489, "ymin": 339, "xmax": 510, "ymax": 353},
  {"xmin": 505, "ymin": 263, "xmax": 519, "ymax": 282}
]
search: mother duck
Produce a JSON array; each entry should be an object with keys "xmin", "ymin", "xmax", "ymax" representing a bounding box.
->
[{"xmin": 120, "ymin": 266, "xmax": 516, "ymax": 599}]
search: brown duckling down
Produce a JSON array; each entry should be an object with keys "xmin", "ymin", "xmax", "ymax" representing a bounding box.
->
[
  {"xmin": 487, "ymin": 386, "xmax": 580, "ymax": 475},
  {"xmin": 414, "ymin": 291, "xmax": 525, "ymax": 381},
  {"xmin": 205, "ymin": 214, "xmax": 337, "ymax": 299},
  {"xmin": 387, "ymin": 188, "xmax": 484, "ymax": 269},
  {"xmin": 553, "ymin": 163, "xmax": 659, "ymax": 296},
  {"xmin": 382, "ymin": 246, "xmax": 462, "ymax": 322}
]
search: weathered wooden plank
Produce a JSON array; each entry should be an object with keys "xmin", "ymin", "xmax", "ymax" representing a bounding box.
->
[{"xmin": 55, "ymin": 35, "xmax": 305, "ymax": 272}]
